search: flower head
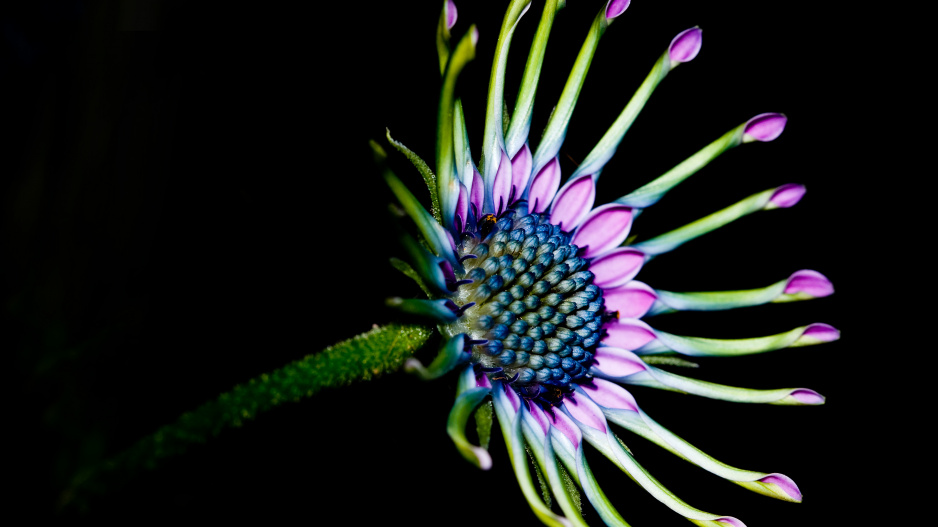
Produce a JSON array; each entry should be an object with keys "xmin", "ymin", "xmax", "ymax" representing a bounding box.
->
[{"xmin": 379, "ymin": 1, "xmax": 836, "ymax": 525}]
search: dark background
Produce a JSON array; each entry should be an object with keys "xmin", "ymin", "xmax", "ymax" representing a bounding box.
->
[{"xmin": 4, "ymin": 1, "xmax": 888, "ymax": 525}]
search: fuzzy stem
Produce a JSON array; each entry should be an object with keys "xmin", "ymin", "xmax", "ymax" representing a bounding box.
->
[{"xmin": 59, "ymin": 323, "xmax": 433, "ymax": 513}]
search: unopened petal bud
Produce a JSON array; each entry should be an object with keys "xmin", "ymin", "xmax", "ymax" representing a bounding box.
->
[
  {"xmin": 783, "ymin": 269, "xmax": 834, "ymax": 298},
  {"xmin": 742, "ymin": 112, "xmax": 787, "ymax": 143},
  {"xmin": 765, "ymin": 183, "xmax": 805, "ymax": 209},
  {"xmin": 445, "ymin": 0, "xmax": 458, "ymax": 30},
  {"xmin": 669, "ymin": 27, "xmax": 702, "ymax": 66},
  {"xmin": 605, "ymin": 0, "xmax": 631, "ymax": 20}
]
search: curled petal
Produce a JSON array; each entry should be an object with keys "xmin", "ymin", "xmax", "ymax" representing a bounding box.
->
[
  {"xmin": 445, "ymin": 0, "xmax": 458, "ymax": 29},
  {"xmin": 651, "ymin": 323, "xmax": 841, "ymax": 357},
  {"xmin": 742, "ymin": 112, "xmax": 787, "ymax": 143},
  {"xmin": 405, "ymin": 334, "xmax": 469, "ymax": 380},
  {"xmin": 603, "ymin": 281, "xmax": 657, "ymax": 318},
  {"xmin": 447, "ymin": 387, "xmax": 493, "ymax": 469},
  {"xmin": 550, "ymin": 174, "xmax": 596, "ymax": 231},
  {"xmin": 529, "ymin": 157, "xmax": 562, "ymax": 214},
  {"xmin": 470, "ymin": 167, "xmax": 485, "ymax": 220},
  {"xmin": 589, "ymin": 248, "xmax": 645, "ymax": 288},
  {"xmin": 572, "ymin": 204, "xmax": 633, "ymax": 259},
  {"xmin": 454, "ymin": 181, "xmax": 469, "ymax": 233},
  {"xmin": 789, "ymin": 323, "xmax": 840, "ymax": 346},
  {"xmin": 669, "ymin": 27, "xmax": 702, "ymax": 64}
]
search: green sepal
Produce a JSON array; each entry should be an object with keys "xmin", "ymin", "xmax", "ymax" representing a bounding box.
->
[
  {"xmin": 385, "ymin": 129, "xmax": 441, "ymax": 224},
  {"xmin": 377, "ymin": 146, "xmax": 460, "ymax": 270},
  {"xmin": 389, "ymin": 257, "xmax": 433, "ymax": 298},
  {"xmin": 386, "ymin": 297, "xmax": 459, "ymax": 323},
  {"xmin": 474, "ymin": 399, "xmax": 494, "ymax": 450}
]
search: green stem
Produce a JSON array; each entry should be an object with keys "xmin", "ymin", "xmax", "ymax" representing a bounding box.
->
[{"xmin": 59, "ymin": 323, "xmax": 433, "ymax": 513}]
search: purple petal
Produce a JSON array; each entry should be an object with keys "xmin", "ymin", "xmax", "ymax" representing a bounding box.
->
[
  {"xmin": 571, "ymin": 204, "xmax": 633, "ymax": 259},
  {"xmin": 715, "ymin": 518, "xmax": 746, "ymax": 527},
  {"xmin": 579, "ymin": 378, "xmax": 639, "ymax": 412},
  {"xmin": 492, "ymin": 149, "xmax": 513, "ymax": 215},
  {"xmin": 470, "ymin": 167, "xmax": 484, "ymax": 220},
  {"xmin": 589, "ymin": 248, "xmax": 646, "ymax": 288},
  {"xmin": 768, "ymin": 183, "xmax": 805, "ymax": 208},
  {"xmin": 528, "ymin": 157, "xmax": 561, "ymax": 214},
  {"xmin": 802, "ymin": 323, "xmax": 840, "ymax": 342},
  {"xmin": 602, "ymin": 319, "xmax": 656, "ymax": 350},
  {"xmin": 549, "ymin": 174, "xmax": 596, "ymax": 231},
  {"xmin": 605, "ymin": 0, "xmax": 631, "ymax": 20},
  {"xmin": 562, "ymin": 393, "xmax": 608, "ymax": 433},
  {"xmin": 669, "ymin": 27, "xmax": 702, "ymax": 63},
  {"xmin": 591, "ymin": 347, "xmax": 647, "ymax": 377},
  {"xmin": 789, "ymin": 389, "xmax": 825, "ymax": 405},
  {"xmin": 784, "ymin": 269, "xmax": 833, "ymax": 297},
  {"xmin": 602, "ymin": 281, "xmax": 657, "ymax": 318},
  {"xmin": 743, "ymin": 112, "xmax": 787, "ymax": 142},
  {"xmin": 476, "ymin": 368, "xmax": 492, "ymax": 388},
  {"xmin": 445, "ymin": 0, "xmax": 458, "ymax": 30},
  {"xmin": 759, "ymin": 474, "xmax": 803, "ymax": 502},
  {"xmin": 501, "ymin": 381, "xmax": 521, "ymax": 412},
  {"xmin": 547, "ymin": 406, "xmax": 582, "ymax": 450},
  {"xmin": 526, "ymin": 401, "xmax": 552, "ymax": 437},
  {"xmin": 510, "ymin": 143, "xmax": 532, "ymax": 205},
  {"xmin": 454, "ymin": 181, "xmax": 469, "ymax": 233}
]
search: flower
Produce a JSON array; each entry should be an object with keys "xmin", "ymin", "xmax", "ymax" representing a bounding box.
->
[{"xmin": 378, "ymin": 1, "xmax": 837, "ymax": 525}]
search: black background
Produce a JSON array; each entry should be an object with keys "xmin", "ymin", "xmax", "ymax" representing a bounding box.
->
[{"xmin": 4, "ymin": 1, "xmax": 893, "ymax": 525}]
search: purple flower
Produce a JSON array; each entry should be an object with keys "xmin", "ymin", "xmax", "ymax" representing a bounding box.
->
[{"xmin": 382, "ymin": 2, "xmax": 836, "ymax": 525}]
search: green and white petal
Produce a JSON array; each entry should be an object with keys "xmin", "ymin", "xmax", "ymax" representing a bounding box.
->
[
  {"xmin": 649, "ymin": 269, "xmax": 835, "ymax": 315},
  {"xmin": 493, "ymin": 383, "xmax": 572, "ymax": 527},
  {"xmin": 615, "ymin": 114, "xmax": 788, "ymax": 209},
  {"xmin": 579, "ymin": 380, "xmax": 804, "ymax": 502},
  {"xmin": 447, "ymin": 385, "xmax": 493, "ymax": 470},
  {"xmin": 629, "ymin": 184, "xmax": 806, "ymax": 257},
  {"xmin": 561, "ymin": 393, "xmax": 745, "ymax": 526},
  {"xmin": 590, "ymin": 346, "xmax": 826, "ymax": 406},
  {"xmin": 405, "ymin": 334, "xmax": 470, "ymax": 380}
]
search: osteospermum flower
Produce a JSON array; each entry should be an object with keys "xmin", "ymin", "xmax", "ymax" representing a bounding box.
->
[{"xmin": 376, "ymin": 1, "xmax": 838, "ymax": 525}]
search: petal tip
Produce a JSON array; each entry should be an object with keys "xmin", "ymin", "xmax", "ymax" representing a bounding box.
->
[
  {"xmin": 743, "ymin": 112, "xmax": 788, "ymax": 142},
  {"xmin": 759, "ymin": 474, "xmax": 803, "ymax": 502},
  {"xmin": 784, "ymin": 269, "xmax": 834, "ymax": 298},
  {"xmin": 669, "ymin": 27, "xmax": 703, "ymax": 63},
  {"xmin": 767, "ymin": 183, "xmax": 805, "ymax": 209},
  {"xmin": 802, "ymin": 323, "xmax": 840, "ymax": 342},
  {"xmin": 789, "ymin": 388, "xmax": 825, "ymax": 405},
  {"xmin": 445, "ymin": 0, "xmax": 458, "ymax": 30},
  {"xmin": 605, "ymin": 0, "xmax": 631, "ymax": 20}
]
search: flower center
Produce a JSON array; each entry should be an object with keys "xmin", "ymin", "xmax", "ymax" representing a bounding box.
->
[{"xmin": 448, "ymin": 211, "xmax": 607, "ymax": 400}]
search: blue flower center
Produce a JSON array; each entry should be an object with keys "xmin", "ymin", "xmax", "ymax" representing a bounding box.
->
[{"xmin": 449, "ymin": 211, "xmax": 608, "ymax": 400}]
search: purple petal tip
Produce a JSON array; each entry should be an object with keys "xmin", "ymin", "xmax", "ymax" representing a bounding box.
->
[
  {"xmin": 768, "ymin": 183, "xmax": 805, "ymax": 208},
  {"xmin": 445, "ymin": 1, "xmax": 458, "ymax": 30},
  {"xmin": 716, "ymin": 518, "xmax": 746, "ymax": 527},
  {"xmin": 605, "ymin": 0, "xmax": 631, "ymax": 20},
  {"xmin": 743, "ymin": 112, "xmax": 787, "ymax": 142},
  {"xmin": 790, "ymin": 388, "xmax": 825, "ymax": 405},
  {"xmin": 760, "ymin": 474, "xmax": 803, "ymax": 502},
  {"xmin": 669, "ymin": 27, "xmax": 702, "ymax": 63},
  {"xmin": 785, "ymin": 269, "xmax": 834, "ymax": 297},
  {"xmin": 803, "ymin": 323, "xmax": 840, "ymax": 342}
]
